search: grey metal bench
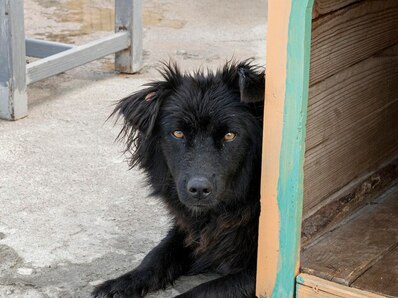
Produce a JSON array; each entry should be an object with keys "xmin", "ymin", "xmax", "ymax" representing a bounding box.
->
[{"xmin": 0, "ymin": 0, "xmax": 142, "ymax": 120}]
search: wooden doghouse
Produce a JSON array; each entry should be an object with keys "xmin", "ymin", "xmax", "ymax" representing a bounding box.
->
[{"xmin": 255, "ymin": 0, "xmax": 398, "ymax": 297}]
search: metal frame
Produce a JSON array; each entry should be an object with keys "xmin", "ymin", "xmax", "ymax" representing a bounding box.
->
[{"xmin": 0, "ymin": 0, "xmax": 142, "ymax": 120}]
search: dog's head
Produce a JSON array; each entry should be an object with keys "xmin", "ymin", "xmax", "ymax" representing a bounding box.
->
[{"xmin": 114, "ymin": 60, "xmax": 264, "ymax": 213}]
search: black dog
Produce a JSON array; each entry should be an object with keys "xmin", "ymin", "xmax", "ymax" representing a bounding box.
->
[{"xmin": 92, "ymin": 60, "xmax": 265, "ymax": 298}]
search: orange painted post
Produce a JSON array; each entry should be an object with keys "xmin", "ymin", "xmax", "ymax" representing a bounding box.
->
[
  {"xmin": 256, "ymin": 0, "xmax": 314, "ymax": 297},
  {"xmin": 256, "ymin": 0, "xmax": 291, "ymax": 295}
]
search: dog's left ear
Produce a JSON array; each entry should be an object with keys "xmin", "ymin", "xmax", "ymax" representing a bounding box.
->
[{"xmin": 237, "ymin": 61, "xmax": 265, "ymax": 103}]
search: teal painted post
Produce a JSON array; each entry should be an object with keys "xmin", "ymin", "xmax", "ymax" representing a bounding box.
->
[{"xmin": 272, "ymin": 0, "xmax": 314, "ymax": 297}]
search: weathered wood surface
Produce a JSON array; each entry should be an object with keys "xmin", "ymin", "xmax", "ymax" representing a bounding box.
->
[
  {"xmin": 26, "ymin": 32, "xmax": 130, "ymax": 84},
  {"xmin": 312, "ymin": 0, "xmax": 361, "ymax": 18},
  {"xmin": 352, "ymin": 245, "xmax": 398, "ymax": 297},
  {"xmin": 296, "ymin": 273, "xmax": 385, "ymax": 298},
  {"xmin": 310, "ymin": 0, "xmax": 398, "ymax": 85},
  {"xmin": 25, "ymin": 38, "xmax": 75, "ymax": 58},
  {"xmin": 115, "ymin": 0, "xmax": 143, "ymax": 73},
  {"xmin": 297, "ymin": 285, "xmax": 340, "ymax": 298},
  {"xmin": 0, "ymin": 0, "xmax": 27, "ymax": 120},
  {"xmin": 255, "ymin": 0, "xmax": 314, "ymax": 296},
  {"xmin": 302, "ymin": 163, "xmax": 398, "ymax": 247},
  {"xmin": 303, "ymin": 54, "xmax": 398, "ymax": 214},
  {"xmin": 301, "ymin": 186, "xmax": 398, "ymax": 287}
]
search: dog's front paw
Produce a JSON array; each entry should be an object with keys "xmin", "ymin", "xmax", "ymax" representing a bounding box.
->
[{"xmin": 91, "ymin": 273, "xmax": 149, "ymax": 298}]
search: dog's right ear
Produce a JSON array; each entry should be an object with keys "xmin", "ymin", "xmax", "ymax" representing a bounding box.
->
[{"xmin": 112, "ymin": 62, "xmax": 182, "ymax": 139}]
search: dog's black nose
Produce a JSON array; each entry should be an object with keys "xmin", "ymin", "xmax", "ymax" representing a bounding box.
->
[{"xmin": 187, "ymin": 177, "xmax": 212, "ymax": 199}]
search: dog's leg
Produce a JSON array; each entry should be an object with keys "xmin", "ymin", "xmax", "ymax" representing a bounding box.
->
[
  {"xmin": 174, "ymin": 269, "xmax": 256, "ymax": 298},
  {"xmin": 92, "ymin": 228, "xmax": 191, "ymax": 298}
]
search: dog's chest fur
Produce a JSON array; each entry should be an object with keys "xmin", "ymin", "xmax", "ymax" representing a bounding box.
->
[{"xmin": 174, "ymin": 203, "xmax": 259, "ymax": 275}]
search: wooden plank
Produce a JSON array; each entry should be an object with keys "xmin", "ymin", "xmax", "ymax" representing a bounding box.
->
[
  {"xmin": 115, "ymin": 0, "xmax": 143, "ymax": 73},
  {"xmin": 302, "ymin": 163, "xmax": 398, "ymax": 246},
  {"xmin": 296, "ymin": 273, "xmax": 386, "ymax": 298},
  {"xmin": 296, "ymin": 285, "xmax": 342, "ymax": 298},
  {"xmin": 0, "ymin": 0, "xmax": 27, "ymax": 120},
  {"xmin": 310, "ymin": 0, "xmax": 398, "ymax": 85},
  {"xmin": 312, "ymin": 0, "xmax": 361, "ymax": 18},
  {"xmin": 301, "ymin": 186, "xmax": 398, "ymax": 287},
  {"xmin": 303, "ymin": 55, "xmax": 398, "ymax": 214},
  {"xmin": 352, "ymin": 245, "xmax": 398, "ymax": 297},
  {"xmin": 256, "ymin": 0, "xmax": 314, "ymax": 297},
  {"xmin": 25, "ymin": 38, "xmax": 75, "ymax": 58},
  {"xmin": 256, "ymin": 0, "xmax": 292, "ymax": 295},
  {"xmin": 26, "ymin": 32, "xmax": 130, "ymax": 85}
]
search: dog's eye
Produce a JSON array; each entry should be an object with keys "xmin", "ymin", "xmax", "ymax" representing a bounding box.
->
[
  {"xmin": 172, "ymin": 130, "xmax": 185, "ymax": 139},
  {"xmin": 224, "ymin": 132, "xmax": 236, "ymax": 142}
]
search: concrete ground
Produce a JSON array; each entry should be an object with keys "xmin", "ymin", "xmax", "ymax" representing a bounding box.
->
[{"xmin": 0, "ymin": 0, "xmax": 267, "ymax": 297}]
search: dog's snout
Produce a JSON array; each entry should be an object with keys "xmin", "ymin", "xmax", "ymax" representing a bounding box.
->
[{"xmin": 187, "ymin": 177, "xmax": 212, "ymax": 199}]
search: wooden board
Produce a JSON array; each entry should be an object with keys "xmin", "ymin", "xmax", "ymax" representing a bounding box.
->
[
  {"xmin": 297, "ymin": 285, "xmax": 342, "ymax": 298},
  {"xmin": 25, "ymin": 38, "xmax": 75, "ymax": 58},
  {"xmin": 352, "ymin": 245, "xmax": 398, "ymax": 297},
  {"xmin": 296, "ymin": 273, "xmax": 385, "ymax": 298},
  {"xmin": 115, "ymin": 0, "xmax": 143, "ymax": 73},
  {"xmin": 302, "ymin": 163, "xmax": 398, "ymax": 246},
  {"xmin": 303, "ymin": 54, "xmax": 398, "ymax": 214},
  {"xmin": 26, "ymin": 32, "xmax": 130, "ymax": 84},
  {"xmin": 255, "ymin": 0, "xmax": 314, "ymax": 297},
  {"xmin": 313, "ymin": 0, "xmax": 361, "ymax": 18},
  {"xmin": 310, "ymin": 0, "xmax": 398, "ymax": 85},
  {"xmin": 0, "ymin": 0, "xmax": 27, "ymax": 120},
  {"xmin": 301, "ymin": 186, "xmax": 398, "ymax": 288}
]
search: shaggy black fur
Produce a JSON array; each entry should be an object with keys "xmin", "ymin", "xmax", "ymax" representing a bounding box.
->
[{"xmin": 92, "ymin": 60, "xmax": 265, "ymax": 298}]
